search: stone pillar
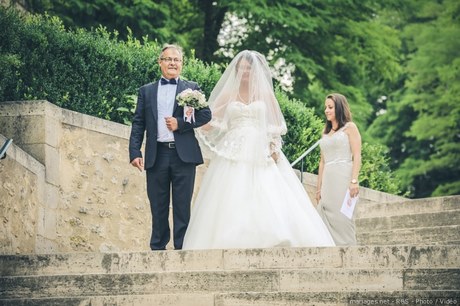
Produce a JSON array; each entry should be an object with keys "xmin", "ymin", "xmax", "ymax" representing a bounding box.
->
[{"xmin": 0, "ymin": 101, "xmax": 60, "ymax": 252}]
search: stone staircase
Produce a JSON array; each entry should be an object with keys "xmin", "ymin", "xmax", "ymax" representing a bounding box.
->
[
  {"xmin": 2, "ymin": 101, "xmax": 459, "ymax": 305},
  {"xmin": 356, "ymin": 196, "xmax": 460, "ymax": 245},
  {"xmin": 1, "ymin": 195, "xmax": 459, "ymax": 305},
  {"xmin": 1, "ymin": 245, "xmax": 459, "ymax": 305}
]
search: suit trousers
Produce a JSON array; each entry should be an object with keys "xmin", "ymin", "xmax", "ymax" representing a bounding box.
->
[{"xmin": 146, "ymin": 144, "xmax": 196, "ymax": 250}]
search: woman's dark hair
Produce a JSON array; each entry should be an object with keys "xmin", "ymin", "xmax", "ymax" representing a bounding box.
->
[{"xmin": 324, "ymin": 93, "xmax": 352, "ymax": 134}]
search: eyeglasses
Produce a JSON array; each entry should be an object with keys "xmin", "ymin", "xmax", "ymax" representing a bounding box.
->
[{"xmin": 161, "ymin": 57, "xmax": 182, "ymax": 63}]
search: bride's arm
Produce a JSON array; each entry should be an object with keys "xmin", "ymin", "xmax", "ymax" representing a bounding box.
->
[
  {"xmin": 269, "ymin": 136, "xmax": 282, "ymax": 162},
  {"xmin": 200, "ymin": 122, "xmax": 212, "ymax": 131}
]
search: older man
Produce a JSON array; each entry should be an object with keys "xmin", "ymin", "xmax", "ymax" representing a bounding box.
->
[{"xmin": 129, "ymin": 44, "xmax": 211, "ymax": 250}]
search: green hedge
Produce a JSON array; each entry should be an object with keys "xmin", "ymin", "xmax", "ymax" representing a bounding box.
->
[
  {"xmin": 0, "ymin": 8, "xmax": 222, "ymax": 123},
  {"xmin": 277, "ymin": 89, "xmax": 323, "ymax": 173},
  {"xmin": 0, "ymin": 7, "xmax": 399, "ymax": 194}
]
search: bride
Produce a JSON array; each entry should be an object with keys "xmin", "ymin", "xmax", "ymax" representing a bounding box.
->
[{"xmin": 182, "ymin": 50, "xmax": 335, "ymax": 249}]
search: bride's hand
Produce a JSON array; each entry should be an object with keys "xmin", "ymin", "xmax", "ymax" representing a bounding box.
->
[
  {"xmin": 315, "ymin": 190, "xmax": 321, "ymax": 204},
  {"xmin": 200, "ymin": 123, "xmax": 212, "ymax": 131},
  {"xmin": 271, "ymin": 152, "xmax": 279, "ymax": 162}
]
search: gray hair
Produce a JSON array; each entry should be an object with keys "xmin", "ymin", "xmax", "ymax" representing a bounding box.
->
[{"xmin": 159, "ymin": 44, "xmax": 183, "ymax": 60}]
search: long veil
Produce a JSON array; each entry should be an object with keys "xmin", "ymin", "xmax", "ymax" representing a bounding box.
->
[{"xmin": 197, "ymin": 50, "xmax": 287, "ymax": 159}]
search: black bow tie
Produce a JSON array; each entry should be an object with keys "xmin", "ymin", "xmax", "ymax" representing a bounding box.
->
[{"xmin": 161, "ymin": 78, "xmax": 177, "ymax": 85}]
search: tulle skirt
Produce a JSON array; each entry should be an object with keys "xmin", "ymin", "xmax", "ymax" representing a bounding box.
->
[{"xmin": 182, "ymin": 152, "xmax": 335, "ymax": 250}]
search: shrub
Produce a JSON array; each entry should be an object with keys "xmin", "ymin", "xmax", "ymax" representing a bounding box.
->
[
  {"xmin": 181, "ymin": 55, "xmax": 223, "ymax": 100},
  {"xmin": 277, "ymin": 89, "xmax": 323, "ymax": 173},
  {"xmin": 1, "ymin": 8, "xmax": 158, "ymax": 122},
  {"xmin": 360, "ymin": 142, "xmax": 401, "ymax": 194}
]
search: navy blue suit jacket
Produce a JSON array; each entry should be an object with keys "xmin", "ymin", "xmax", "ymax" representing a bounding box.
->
[{"xmin": 129, "ymin": 79, "xmax": 212, "ymax": 169}]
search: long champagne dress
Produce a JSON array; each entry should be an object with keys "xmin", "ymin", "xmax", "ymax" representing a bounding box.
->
[{"xmin": 316, "ymin": 124, "xmax": 357, "ymax": 245}]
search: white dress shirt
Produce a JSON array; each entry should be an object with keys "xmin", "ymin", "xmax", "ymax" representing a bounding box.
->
[{"xmin": 157, "ymin": 78, "xmax": 178, "ymax": 142}]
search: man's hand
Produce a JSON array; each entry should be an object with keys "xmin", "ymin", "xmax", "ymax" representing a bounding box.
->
[
  {"xmin": 131, "ymin": 157, "xmax": 144, "ymax": 172},
  {"xmin": 185, "ymin": 107, "xmax": 194, "ymax": 117},
  {"xmin": 165, "ymin": 117, "xmax": 178, "ymax": 131}
]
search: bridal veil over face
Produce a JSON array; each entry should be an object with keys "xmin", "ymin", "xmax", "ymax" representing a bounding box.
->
[{"xmin": 197, "ymin": 50, "xmax": 287, "ymax": 156}]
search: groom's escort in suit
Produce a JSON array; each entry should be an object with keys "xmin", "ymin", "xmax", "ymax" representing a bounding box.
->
[{"xmin": 129, "ymin": 76, "xmax": 211, "ymax": 250}]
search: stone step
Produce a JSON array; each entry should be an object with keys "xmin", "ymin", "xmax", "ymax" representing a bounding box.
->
[
  {"xmin": 1, "ymin": 268, "xmax": 459, "ymax": 299},
  {"xmin": 357, "ymin": 225, "xmax": 460, "ymax": 245},
  {"xmin": 355, "ymin": 196, "xmax": 460, "ymax": 219},
  {"xmin": 0, "ymin": 294, "xmax": 214, "ymax": 306},
  {"xmin": 356, "ymin": 210, "xmax": 460, "ymax": 233},
  {"xmin": 1, "ymin": 291, "xmax": 459, "ymax": 306},
  {"xmin": 217, "ymin": 291, "xmax": 460, "ymax": 306},
  {"xmin": 1, "ymin": 245, "xmax": 459, "ymax": 277}
]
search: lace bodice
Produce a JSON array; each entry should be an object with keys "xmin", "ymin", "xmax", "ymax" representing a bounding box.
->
[
  {"xmin": 227, "ymin": 101, "xmax": 265, "ymax": 128},
  {"xmin": 199, "ymin": 101, "xmax": 281, "ymax": 163},
  {"xmin": 320, "ymin": 126, "xmax": 352, "ymax": 165}
]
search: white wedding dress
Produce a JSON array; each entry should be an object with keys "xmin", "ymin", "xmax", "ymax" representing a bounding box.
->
[{"xmin": 182, "ymin": 101, "xmax": 335, "ymax": 249}]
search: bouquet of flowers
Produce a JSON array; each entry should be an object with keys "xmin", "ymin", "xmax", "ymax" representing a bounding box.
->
[
  {"xmin": 176, "ymin": 89, "xmax": 207, "ymax": 123},
  {"xmin": 176, "ymin": 89, "xmax": 207, "ymax": 109}
]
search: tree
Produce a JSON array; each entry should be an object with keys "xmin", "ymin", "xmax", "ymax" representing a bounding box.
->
[
  {"xmin": 19, "ymin": 0, "xmax": 232, "ymax": 61},
  {"xmin": 213, "ymin": 0, "xmax": 403, "ymax": 131},
  {"xmin": 19, "ymin": 1, "xmax": 403, "ymax": 128},
  {"xmin": 21, "ymin": 0, "xmax": 176, "ymax": 42},
  {"xmin": 368, "ymin": 0, "xmax": 460, "ymax": 197},
  {"xmin": 188, "ymin": 0, "xmax": 229, "ymax": 63}
]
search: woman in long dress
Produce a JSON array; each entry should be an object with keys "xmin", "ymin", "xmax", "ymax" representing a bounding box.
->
[
  {"xmin": 315, "ymin": 93, "xmax": 362, "ymax": 246},
  {"xmin": 182, "ymin": 50, "xmax": 335, "ymax": 250}
]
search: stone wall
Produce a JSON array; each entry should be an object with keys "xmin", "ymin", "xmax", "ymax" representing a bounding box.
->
[
  {"xmin": 0, "ymin": 134, "xmax": 45, "ymax": 254},
  {"xmin": 56, "ymin": 121, "xmax": 151, "ymax": 252},
  {"xmin": 0, "ymin": 101, "xmax": 149, "ymax": 253}
]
